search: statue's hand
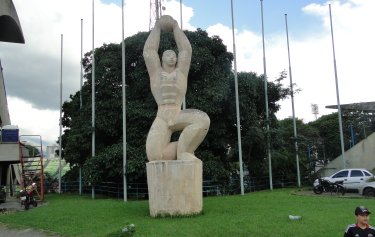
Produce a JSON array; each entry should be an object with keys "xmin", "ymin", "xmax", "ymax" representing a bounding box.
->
[{"xmin": 158, "ymin": 15, "xmax": 178, "ymax": 32}]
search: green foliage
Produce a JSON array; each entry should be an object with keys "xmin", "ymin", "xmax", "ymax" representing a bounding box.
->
[
  {"xmin": 273, "ymin": 118, "xmax": 319, "ymax": 180},
  {"xmin": 308, "ymin": 113, "xmax": 342, "ymax": 161},
  {"xmin": 231, "ymin": 71, "xmax": 289, "ymax": 177}
]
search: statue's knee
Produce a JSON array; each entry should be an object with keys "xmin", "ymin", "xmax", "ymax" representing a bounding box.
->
[
  {"xmin": 147, "ymin": 151, "xmax": 162, "ymax": 161},
  {"xmin": 146, "ymin": 143, "xmax": 162, "ymax": 161},
  {"xmin": 200, "ymin": 112, "xmax": 210, "ymax": 129}
]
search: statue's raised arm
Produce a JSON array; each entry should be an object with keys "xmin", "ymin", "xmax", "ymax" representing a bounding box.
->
[
  {"xmin": 143, "ymin": 16, "xmax": 192, "ymax": 79},
  {"xmin": 143, "ymin": 19, "xmax": 162, "ymax": 80},
  {"xmin": 172, "ymin": 18, "xmax": 192, "ymax": 77}
]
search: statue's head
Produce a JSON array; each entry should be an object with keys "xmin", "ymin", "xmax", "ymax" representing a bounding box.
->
[{"xmin": 162, "ymin": 50, "xmax": 177, "ymax": 67}]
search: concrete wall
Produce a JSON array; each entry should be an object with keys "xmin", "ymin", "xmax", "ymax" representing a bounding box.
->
[
  {"xmin": 318, "ymin": 132, "xmax": 375, "ymax": 177},
  {"xmin": 0, "ymin": 61, "xmax": 11, "ymax": 126},
  {"xmin": 0, "ymin": 143, "xmax": 20, "ymax": 162}
]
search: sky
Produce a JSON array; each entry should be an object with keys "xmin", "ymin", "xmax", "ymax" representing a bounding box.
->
[{"xmin": 1, "ymin": 0, "xmax": 374, "ymax": 147}]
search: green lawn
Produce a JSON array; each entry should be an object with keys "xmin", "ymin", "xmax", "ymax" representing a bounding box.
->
[
  {"xmin": 0, "ymin": 188, "xmax": 373, "ymax": 237},
  {"xmin": 44, "ymin": 159, "xmax": 70, "ymax": 177}
]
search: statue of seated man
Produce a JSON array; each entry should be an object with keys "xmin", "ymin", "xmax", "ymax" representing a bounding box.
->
[{"xmin": 143, "ymin": 15, "xmax": 210, "ymax": 161}]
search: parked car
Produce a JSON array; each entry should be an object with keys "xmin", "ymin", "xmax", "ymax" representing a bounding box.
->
[
  {"xmin": 313, "ymin": 168, "xmax": 374, "ymax": 191},
  {"xmin": 359, "ymin": 181, "xmax": 375, "ymax": 197}
]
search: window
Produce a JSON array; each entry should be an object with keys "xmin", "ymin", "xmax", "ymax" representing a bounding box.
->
[
  {"xmin": 350, "ymin": 170, "xmax": 364, "ymax": 177},
  {"xmin": 332, "ymin": 171, "xmax": 348, "ymax": 178},
  {"xmin": 364, "ymin": 171, "xmax": 372, "ymax": 177}
]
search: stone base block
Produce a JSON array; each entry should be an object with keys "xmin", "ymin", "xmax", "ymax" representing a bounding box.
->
[{"xmin": 146, "ymin": 159, "xmax": 202, "ymax": 217}]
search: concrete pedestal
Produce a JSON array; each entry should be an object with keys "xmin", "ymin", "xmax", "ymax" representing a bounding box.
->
[{"xmin": 146, "ymin": 159, "xmax": 202, "ymax": 217}]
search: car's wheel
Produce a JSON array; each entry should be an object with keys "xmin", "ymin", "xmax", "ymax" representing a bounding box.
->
[
  {"xmin": 364, "ymin": 188, "xmax": 375, "ymax": 197},
  {"xmin": 313, "ymin": 185, "xmax": 323, "ymax": 194}
]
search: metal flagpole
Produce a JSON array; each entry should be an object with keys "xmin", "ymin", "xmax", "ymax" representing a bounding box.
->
[
  {"xmin": 91, "ymin": 0, "xmax": 96, "ymax": 199},
  {"xmin": 80, "ymin": 19, "xmax": 83, "ymax": 109},
  {"xmin": 121, "ymin": 0, "xmax": 127, "ymax": 202},
  {"xmin": 79, "ymin": 18, "xmax": 83, "ymax": 195},
  {"xmin": 180, "ymin": 0, "xmax": 183, "ymax": 30},
  {"xmin": 180, "ymin": 0, "xmax": 186, "ymax": 110},
  {"xmin": 260, "ymin": 0, "xmax": 273, "ymax": 190},
  {"xmin": 230, "ymin": 0, "xmax": 244, "ymax": 195},
  {"xmin": 59, "ymin": 34, "xmax": 63, "ymax": 194},
  {"xmin": 329, "ymin": 4, "xmax": 346, "ymax": 168},
  {"xmin": 285, "ymin": 14, "xmax": 301, "ymax": 187}
]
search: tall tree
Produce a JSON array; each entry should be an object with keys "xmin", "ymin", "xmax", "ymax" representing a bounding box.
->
[
  {"xmin": 229, "ymin": 72, "xmax": 289, "ymax": 178},
  {"xmin": 273, "ymin": 118, "xmax": 320, "ymax": 181}
]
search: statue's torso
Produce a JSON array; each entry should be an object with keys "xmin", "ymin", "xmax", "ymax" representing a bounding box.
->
[
  {"xmin": 151, "ymin": 69, "xmax": 187, "ymax": 106},
  {"xmin": 151, "ymin": 69, "xmax": 187, "ymax": 124}
]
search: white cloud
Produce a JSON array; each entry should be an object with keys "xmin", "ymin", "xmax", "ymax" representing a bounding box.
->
[{"xmin": 7, "ymin": 96, "xmax": 59, "ymax": 145}]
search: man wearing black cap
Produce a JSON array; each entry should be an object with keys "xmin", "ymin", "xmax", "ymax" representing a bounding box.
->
[{"xmin": 344, "ymin": 206, "xmax": 375, "ymax": 237}]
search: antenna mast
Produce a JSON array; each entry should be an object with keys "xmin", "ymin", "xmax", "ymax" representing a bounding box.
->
[
  {"xmin": 149, "ymin": 0, "xmax": 164, "ymax": 30},
  {"xmin": 311, "ymin": 103, "xmax": 319, "ymax": 120}
]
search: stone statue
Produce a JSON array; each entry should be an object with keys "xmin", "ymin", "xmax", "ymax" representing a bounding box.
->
[{"xmin": 143, "ymin": 15, "xmax": 210, "ymax": 161}]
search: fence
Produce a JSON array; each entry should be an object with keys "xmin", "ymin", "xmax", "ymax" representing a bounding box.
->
[{"xmin": 45, "ymin": 174, "xmax": 303, "ymax": 200}]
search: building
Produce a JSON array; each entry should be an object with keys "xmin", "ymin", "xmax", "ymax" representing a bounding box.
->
[{"xmin": 0, "ymin": 0, "xmax": 27, "ymax": 195}]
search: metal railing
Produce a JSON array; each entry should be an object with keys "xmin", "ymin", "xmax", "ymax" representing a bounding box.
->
[{"xmin": 44, "ymin": 174, "xmax": 302, "ymax": 199}]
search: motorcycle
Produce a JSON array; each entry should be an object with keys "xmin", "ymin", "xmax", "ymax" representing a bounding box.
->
[
  {"xmin": 20, "ymin": 183, "xmax": 38, "ymax": 210},
  {"xmin": 313, "ymin": 178, "xmax": 346, "ymax": 195}
]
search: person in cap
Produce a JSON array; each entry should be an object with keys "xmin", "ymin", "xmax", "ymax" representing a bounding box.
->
[{"xmin": 344, "ymin": 206, "xmax": 375, "ymax": 237}]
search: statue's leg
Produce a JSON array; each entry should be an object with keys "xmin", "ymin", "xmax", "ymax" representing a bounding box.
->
[
  {"xmin": 146, "ymin": 117, "xmax": 174, "ymax": 161},
  {"xmin": 172, "ymin": 109, "xmax": 210, "ymax": 160},
  {"xmin": 162, "ymin": 141, "xmax": 177, "ymax": 160}
]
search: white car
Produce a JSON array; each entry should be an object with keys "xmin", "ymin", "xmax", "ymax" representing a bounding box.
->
[
  {"xmin": 313, "ymin": 168, "xmax": 374, "ymax": 191},
  {"xmin": 359, "ymin": 181, "xmax": 375, "ymax": 197}
]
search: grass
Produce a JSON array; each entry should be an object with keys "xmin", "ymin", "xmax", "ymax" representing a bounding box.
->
[
  {"xmin": 0, "ymin": 188, "xmax": 373, "ymax": 236},
  {"xmin": 44, "ymin": 159, "xmax": 70, "ymax": 177}
]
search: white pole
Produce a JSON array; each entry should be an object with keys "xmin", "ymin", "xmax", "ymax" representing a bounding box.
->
[
  {"xmin": 260, "ymin": 0, "xmax": 273, "ymax": 190},
  {"xmin": 230, "ymin": 0, "xmax": 244, "ymax": 195},
  {"xmin": 91, "ymin": 0, "xmax": 96, "ymax": 199},
  {"xmin": 285, "ymin": 14, "xmax": 301, "ymax": 187},
  {"xmin": 59, "ymin": 34, "xmax": 63, "ymax": 194},
  {"xmin": 180, "ymin": 0, "xmax": 186, "ymax": 110},
  {"xmin": 329, "ymin": 4, "xmax": 346, "ymax": 168},
  {"xmin": 121, "ymin": 0, "xmax": 127, "ymax": 202},
  {"xmin": 79, "ymin": 18, "xmax": 83, "ymax": 195},
  {"xmin": 180, "ymin": 0, "xmax": 183, "ymax": 30}
]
